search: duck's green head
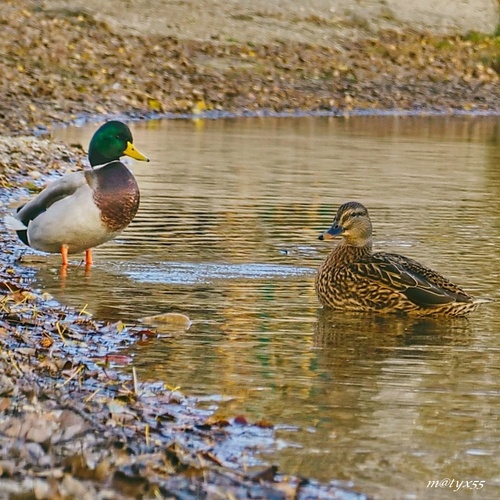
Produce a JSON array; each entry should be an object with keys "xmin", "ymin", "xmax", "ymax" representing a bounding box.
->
[{"xmin": 88, "ymin": 121, "xmax": 150, "ymax": 167}]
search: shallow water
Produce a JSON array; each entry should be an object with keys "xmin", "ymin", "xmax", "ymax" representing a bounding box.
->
[{"xmin": 31, "ymin": 115, "xmax": 500, "ymax": 498}]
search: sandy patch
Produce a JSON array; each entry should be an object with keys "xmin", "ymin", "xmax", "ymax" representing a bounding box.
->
[{"xmin": 45, "ymin": 0, "xmax": 499, "ymax": 44}]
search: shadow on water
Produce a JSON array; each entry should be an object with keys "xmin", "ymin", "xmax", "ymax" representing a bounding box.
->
[
  {"xmin": 269, "ymin": 309, "xmax": 494, "ymax": 498},
  {"xmin": 32, "ymin": 115, "xmax": 500, "ymax": 499},
  {"xmin": 314, "ymin": 307, "xmax": 475, "ymax": 354}
]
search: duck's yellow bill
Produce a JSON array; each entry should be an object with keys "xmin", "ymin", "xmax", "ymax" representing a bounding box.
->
[{"xmin": 124, "ymin": 141, "xmax": 150, "ymax": 162}]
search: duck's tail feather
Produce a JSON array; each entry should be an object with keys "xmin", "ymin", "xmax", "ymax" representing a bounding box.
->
[
  {"xmin": 473, "ymin": 297, "xmax": 495, "ymax": 305},
  {"xmin": 4, "ymin": 215, "xmax": 28, "ymax": 231}
]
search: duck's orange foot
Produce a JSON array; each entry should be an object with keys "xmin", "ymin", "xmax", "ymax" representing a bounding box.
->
[
  {"xmin": 61, "ymin": 244, "xmax": 69, "ymax": 267},
  {"xmin": 85, "ymin": 248, "xmax": 93, "ymax": 267}
]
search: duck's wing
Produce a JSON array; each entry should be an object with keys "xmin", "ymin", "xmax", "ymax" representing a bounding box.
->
[
  {"xmin": 351, "ymin": 252, "xmax": 473, "ymax": 306},
  {"xmin": 14, "ymin": 171, "xmax": 88, "ymax": 225}
]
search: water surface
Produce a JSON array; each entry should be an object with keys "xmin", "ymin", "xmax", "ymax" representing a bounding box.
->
[{"xmin": 34, "ymin": 116, "xmax": 500, "ymax": 498}]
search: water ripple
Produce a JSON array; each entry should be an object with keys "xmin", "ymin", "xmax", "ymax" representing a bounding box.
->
[{"xmin": 123, "ymin": 261, "xmax": 314, "ymax": 285}]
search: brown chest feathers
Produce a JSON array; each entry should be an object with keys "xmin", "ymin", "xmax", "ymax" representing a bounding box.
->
[{"xmin": 89, "ymin": 162, "xmax": 140, "ymax": 232}]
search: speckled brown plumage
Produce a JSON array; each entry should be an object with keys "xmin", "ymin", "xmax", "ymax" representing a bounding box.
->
[
  {"xmin": 315, "ymin": 201, "xmax": 486, "ymax": 317},
  {"xmin": 89, "ymin": 161, "xmax": 140, "ymax": 232}
]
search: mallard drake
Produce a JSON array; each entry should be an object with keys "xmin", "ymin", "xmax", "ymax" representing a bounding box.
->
[
  {"xmin": 315, "ymin": 201, "xmax": 487, "ymax": 317},
  {"xmin": 5, "ymin": 121, "xmax": 149, "ymax": 267}
]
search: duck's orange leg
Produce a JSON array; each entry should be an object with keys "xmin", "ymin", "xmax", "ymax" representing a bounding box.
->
[
  {"xmin": 61, "ymin": 244, "xmax": 69, "ymax": 266},
  {"xmin": 85, "ymin": 248, "xmax": 93, "ymax": 267}
]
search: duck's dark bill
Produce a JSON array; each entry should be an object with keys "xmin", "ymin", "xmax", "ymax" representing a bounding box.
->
[
  {"xmin": 319, "ymin": 231, "xmax": 335, "ymax": 241},
  {"xmin": 319, "ymin": 224, "xmax": 343, "ymax": 240}
]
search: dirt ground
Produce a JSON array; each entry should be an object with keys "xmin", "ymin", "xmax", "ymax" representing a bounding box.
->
[
  {"xmin": 0, "ymin": 0, "xmax": 498, "ymax": 498},
  {"xmin": 0, "ymin": 0, "xmax": 498, "ymax": 137},
  {"xmin": 45, "ymin": 0, "xmax": 499, "ymax": 44}
]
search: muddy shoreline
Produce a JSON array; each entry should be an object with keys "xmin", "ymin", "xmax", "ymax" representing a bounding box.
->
[
  {"xmin": 0, "ymin": 0, "xmax": 499, "ymax": 497},
  {"xmin": 0, "ymin": 1, "xmax": 498, "ymax": 136}
]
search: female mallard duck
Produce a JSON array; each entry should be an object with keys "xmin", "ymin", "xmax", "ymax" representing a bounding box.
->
[
  {"xmin": 315, "ymin": 201, "xmax": 487, "ymax": 317},
  {"xmin": 5, "ymin": 121, "xmax": 149, "ymax": 267}
]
